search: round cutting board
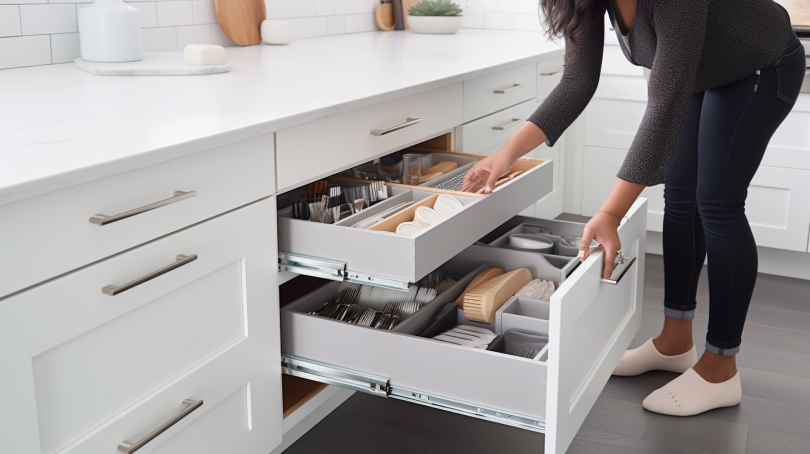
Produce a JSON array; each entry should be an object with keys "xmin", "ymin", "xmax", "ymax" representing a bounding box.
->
[{"xmin": 214, "ymin": 0, "xmax": 266, "ymax": 46}]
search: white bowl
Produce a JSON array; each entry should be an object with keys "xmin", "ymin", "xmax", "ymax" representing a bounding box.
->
[
  {"xmin": 436, "ymin": 194, "xmax": 463, "ymax": 216},
  {"xmin": 509, "ymin": 235, "xmax": 553, "ymax": 252},
  {"xmin": 415, "ymin": 206, "xmax": 442, "ymax": 227},
  {"xmin": 407, "ymin": 15, "xmax": 463, "ymax": 34},
  {"xmin": 396, "ymin": 221, "xmax": 423, "ymax": 236}
]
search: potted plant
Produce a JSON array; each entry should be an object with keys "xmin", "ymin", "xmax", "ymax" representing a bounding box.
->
[{"xmin": 407, "ymin": 0, "xmax": 464, "ymax": 34}]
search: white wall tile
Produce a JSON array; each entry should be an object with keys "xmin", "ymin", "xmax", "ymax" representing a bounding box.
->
[
  {"xmin": 156, "ymin": 1, "xmax": 192, "ymax": 27},
  {"xmin": 0, "ymin": 0, "xmax": 47, "ymax": 4},
  {"xmin": 192, "ymin": 0, "xmax": 216, "ymax": 24},
  {"xmin": 19, "ymin": 4, "xmax": 76, "ymax": 35},
  {"xmin": 484, "ymin": 11, "xmax": 513, "ymax": 29},
  {"xmin": 211, "ymin": 23, "xmax": 234, "ymax": 46},
  {"xmin": 498, "ymin": 0, "xmax": 525, "ymax": 13},
  {"xmin": 344, "ymin": 13, "xmax": 363, "ymax": 33},
  {"xmin": 50, "ymin": 32, "xmax": 79, "ymax": 63},
  {"xmin": 333, "ymin": 0, "xmax": 353, "ymax": 15},
  {"xmin": 287, "ymin": 16, "xmax": 326, "ymax": 39},
  {"xmin": 315, "ymin": 0, "xmax": 334, "ymax": 16},
  {"xmin": 364, "ymin": 12, "xmax": 376, "ymax": 31},
  {"xmin": 129, "ymin": 2, "xmax": 158, "ymax": 28},
  {"xmin": 513, "ymin": 12, "xmax": 540, "ymax": 31},
  {"xmin": 0, "ymin": 5, "xmax": 21, "ymax": 37},
  {"xmin": 0, "ymin": 35, "xmax": 50, "ymax": 69},
  {"xmin": 276, "ymin": 0, "xmax": 316, "ymax": 19},
  {"xmin": 176, "ymin": 23, "xmax": 211, "ymax": 47},
  {"xmin": 141, "ymin": 25, "xmax": 176, "ymax": 51},
  {"xmin": 326, "ymin": 15, "xmax": 343, "ymax": 35},
  {"xmin": 461, "ymin": 1, "xmax": 484, "ymax": 29},
  {"xmin": 354, "ymin": 0, "xmax": 374, "ymax": 14},
  {"xmin": 49, "ymin": 0, "xmax": 92, "ymax": 3}
]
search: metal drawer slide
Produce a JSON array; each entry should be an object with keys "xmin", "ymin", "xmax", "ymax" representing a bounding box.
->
[
  {"xmin": 278, "ymin": 252, "xmax": 410, "ymax": 290},
  {"xmin": 280, "ymin": 355, "xmax": 546, "ymax": 433}
]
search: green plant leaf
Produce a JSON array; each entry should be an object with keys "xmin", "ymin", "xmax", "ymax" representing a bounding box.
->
[{"xmin": 408, "ymin": 0, "xmax": 463, "ymax": 16}]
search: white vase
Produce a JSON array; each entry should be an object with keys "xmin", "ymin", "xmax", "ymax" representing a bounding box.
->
[
  {"xmin": 261, "ymin": 20, "xmax": 292, "ymax": 45},
  {"xmin": 407, "ymin": 15, "xmax": 463, "ymax": 34},
  {"xmin": 78, "ymin": 0, "xmax": 143, "ymax": 62}
]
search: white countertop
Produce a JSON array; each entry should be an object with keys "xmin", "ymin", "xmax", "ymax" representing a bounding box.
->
[{"xmin": 0, "ymin": 29, "xmax": 561, "ymax": 207}]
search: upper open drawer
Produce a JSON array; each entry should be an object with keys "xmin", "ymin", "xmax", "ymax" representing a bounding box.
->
[{"xmin": 277, "ymin": 147, "xmax": 553, "ymax": 287}]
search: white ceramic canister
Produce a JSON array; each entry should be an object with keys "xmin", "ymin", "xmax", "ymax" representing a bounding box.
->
[
  {"xmin": 261, "ymin": 20, "xmax": 292, "ymax": 45},
  {"xmin": 78, "ymin": 0, "xmax": 143, "ymax": 62}
]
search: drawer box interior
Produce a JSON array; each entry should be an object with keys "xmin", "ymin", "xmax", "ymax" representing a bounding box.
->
[{"xmin": 277, "ymin": 135, "xmax": 553, "ymax": 284}]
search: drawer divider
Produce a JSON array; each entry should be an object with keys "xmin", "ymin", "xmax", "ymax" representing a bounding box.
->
[{"xmin": 281, "ymin": 354, "xmax": 391, "ymax": 397}]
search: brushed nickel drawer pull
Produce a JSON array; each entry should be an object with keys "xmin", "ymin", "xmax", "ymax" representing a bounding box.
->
[
  {"xmin": 540, "ymin": 69, "xmax": 562, "ymax": 76},
  {"xmin": 494, "ymin": 83, "xmax": 524, "ymax": 94},
  {"xmin": 370, "ymin": 117, "xmax": 423, "ymax": 136},
  {"xmin": 493, "ymin": 118, "xmax": 523, "ymax": 130},
  {"xmin": 89, "ymin": 191, "xmax": 196, "ymax": 226},
  {"xmin": 102, "ymin": 254, "xmax": 197, "ymax": 296},
  {"xmin": 118, "ymin": 399, "xmax": 203, "ymax": 453}
]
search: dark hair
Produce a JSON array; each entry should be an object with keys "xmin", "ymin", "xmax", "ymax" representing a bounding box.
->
[{"xmin": 540, "ymin": 0, "xmax": 605, "ymax": 58}]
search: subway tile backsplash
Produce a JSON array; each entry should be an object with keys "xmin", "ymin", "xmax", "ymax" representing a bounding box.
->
[{"xmin": 0, "ymin": 0, "xmax": 543, "ymax": 71}]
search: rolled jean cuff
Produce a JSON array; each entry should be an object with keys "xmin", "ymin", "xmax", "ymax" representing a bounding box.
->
[
  {"xmin": 705, "ymin": 341, "xmax": 740, "ymax": 356},
  {"xmin": 664, "ymin": 307, "xmax": 696, "ymax": 320}
]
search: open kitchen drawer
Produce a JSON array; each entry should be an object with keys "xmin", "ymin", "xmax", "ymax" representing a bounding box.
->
[
  {"xmin": 277, "ymin": 136, "xmax": 553, "ymax": 288},
  {"xmin": 280, "ymin": 200, "xmax": 647, "ymax": 454}
]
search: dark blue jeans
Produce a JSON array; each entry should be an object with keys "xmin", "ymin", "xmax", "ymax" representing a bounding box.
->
[{"xmin": 662, "ymin": 33, "xmax": 806, "ymax": 356}]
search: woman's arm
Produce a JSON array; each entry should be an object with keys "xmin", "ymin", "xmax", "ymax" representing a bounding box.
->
[{"xmin": 581, "ymin": 178, "xmax": 645, "ymax": 279}]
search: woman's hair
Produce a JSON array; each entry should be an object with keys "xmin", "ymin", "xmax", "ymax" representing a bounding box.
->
[{"xmin": 539, "ymin": 0, "xmax": 605, "ymax": 57}]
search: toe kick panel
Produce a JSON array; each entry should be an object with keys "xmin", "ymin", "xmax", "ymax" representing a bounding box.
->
[{"xmin": 280, "ymin": 199, "xmax": 648, "ymax": 454}]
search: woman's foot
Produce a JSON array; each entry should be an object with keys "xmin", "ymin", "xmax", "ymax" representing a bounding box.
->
[
  {"xmin": 642, "ymin": 368, "xmax": 742, "ymax": 416},
  {"xmin": 613, "ymin": 339, "xmax": 697, "ymax": 376}
]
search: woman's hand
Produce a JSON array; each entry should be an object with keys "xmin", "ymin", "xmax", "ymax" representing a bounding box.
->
[
  {"xmin": 461, "ymin": 150, "xmax": 515, "ymax": 194},
  {"xmin": 580, "ymin": 212, "xmax": 622, "ymax": 279}
]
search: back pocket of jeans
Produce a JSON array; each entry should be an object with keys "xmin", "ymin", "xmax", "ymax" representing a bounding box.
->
[{"xmin": 775, "ymin": 46, "xmax": 806, "ymax": 104}]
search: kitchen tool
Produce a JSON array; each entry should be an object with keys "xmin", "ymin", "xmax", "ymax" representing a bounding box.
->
[
  {"xmin": 463, "ymin": 268, "xmax": 533, "ymax": 323},
  {"xmin": 261, "ymin": 20, "xmax": 292, "ymax": 45},
  {"xmin": 375, "ymin": 1, "xmax": 396, "ymax": 30},
  {"xmin": 509, "ymin": 234, "xmax": 554, "ymax": 253},
  {"xmin": 214, "ymin": 0, "xmax": 266, "ymax": 46},
  {"xmin": 558, "ymin": 237, "xmax": 582, "ymax": 257},
  {"xmin": 418, "ymin": 161, "xmax": 459, "ymax": 184},
  {"xmin": 440, "ymin": 331, "xmax": 484, "ymax": 348},
  {"xmin": 396, "ymin": 221, "xmax": 423, "ymax": 236},
  {"xmin": 401, "ymin": 0, "xmax": 420, "ymax": 27},
  {"xmin": 369, "ymin": 194, "xmax": 439, "ymax": 233},
  {"xmin": 392, "ymin": 0, "xmax": 405, "ymax": 29},
  {"xmin": 414, "ymin": 206, "xmax": 442, "ymax": 228},
  {"xmin": 433, "ymin": 334, "xmax": 477, "ymax": 348},
  {"xmin": 455, "ymin": 267, "xmax": 504, "ymax": 307},
  {"xmin": 184, "ymin": 44, "xmax": 226, "ymax": 65},
  {"xmin": 495, "ymin": 170, "xmax": 524, "ymax": 188},
  {"xmin": 448, "ymin": 327, "xmax": 497, "ymax": 343},
  {"xmin": 403, "ymin": 154, "xmax": 422, "ymax": 186},
  {"xmin": 78, "ymin": 0, "xmax": 142, "ymax": 63}
]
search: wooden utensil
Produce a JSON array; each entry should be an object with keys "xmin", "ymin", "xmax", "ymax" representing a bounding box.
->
[
  {"xmin": 401, "ymin": 0, "xmax": 420, "ymax": 28},
  {"xmin": 494, "ymin": 170, "xmax": 524, "ymax": 188},
  {"xmin": 214, "ymin": 0, "xmax": 265, "ymax": 46},
  {"xmin": 375, "ymin": 2, "xmax": 396, "ymax": 30},
  {"xmin": 424, "ymin": 161, "xmax": 458, "ymax": 175},
  {"xmin": 455, "ymin": 268, "xmax": 504, "ymax": 307},
  {"xmin": 463, "ymin": 268, "xmax": 532, "ymax": 323}
]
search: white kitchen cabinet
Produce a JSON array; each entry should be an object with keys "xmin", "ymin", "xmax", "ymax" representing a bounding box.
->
[
  {"xmin": 280, "ymin": 199, "xmax": 647, "ymax": 454},
  {"xmin": 761, "ymin": 96, "xmax": 810, "ymax": 171},
  {"xmin": 456, "ymin": 99, "xmax": 537, "ymax": 155},
  {"xmin": 0, "ymin": 134, "xmax": 276, "ymax": 299},
  {"xmin": 584, "ymin": 98, "xmax": 646, "ymax": 150},
  {"xmin": 0, "ymin": 198, "xmax": 281, "ymax": 454},
  {"xmin": 747, "ymin": 166, "xmax": 810, "ymax": 252},
  {"xmin": 463, "ymin": 63, "xmax": 538, "ymax": 122}
]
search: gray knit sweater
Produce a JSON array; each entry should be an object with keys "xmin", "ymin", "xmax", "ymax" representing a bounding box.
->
[{"xmin": 528, "ymin": 0, "xmax": 794, "ymax": 186}]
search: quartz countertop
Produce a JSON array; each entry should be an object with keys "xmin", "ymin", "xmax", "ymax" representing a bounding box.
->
[{"xmin": 0, "ymin": 29, "xmax": 561, "ymax": 207}]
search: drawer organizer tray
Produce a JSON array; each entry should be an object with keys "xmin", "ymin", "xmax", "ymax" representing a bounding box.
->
[
  {"xmin": 280, "ymin": 199, "xmax": 648, "ymax": 454},
  {"xmin": 278, "ymin": 151, "xmax": 553, "ymax": 287}
]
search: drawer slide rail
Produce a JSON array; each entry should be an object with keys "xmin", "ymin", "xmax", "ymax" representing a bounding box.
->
[
  {"xmin": 281, "ymin": 355, "xmax": 545, "ymax": 433},
  {"xmin": 278, "ymin": 252, "xmax": 410, "ymax": 291}
]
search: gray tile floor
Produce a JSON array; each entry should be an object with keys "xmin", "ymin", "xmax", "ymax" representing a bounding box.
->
[{"xmin": 286, "ymin": 254, "xmax": 810, "ymax": 454}]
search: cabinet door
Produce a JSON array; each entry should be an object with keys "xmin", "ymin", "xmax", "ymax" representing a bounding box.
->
[
  {"xmin": 0, "ymin": 198, "xmax": 281, "ymax": 454},
  {"xmin": 760, "ymin": 97, "xmax": 810, "ymax": 171},
  {"xmin": 747, "ymin": 166, "xmax": 810, "ymax": 252}
]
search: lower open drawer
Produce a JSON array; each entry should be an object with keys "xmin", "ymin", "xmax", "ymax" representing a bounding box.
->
[{"xmin": 280, "ymin": 200, "xmax": 648, "ymax": 454}]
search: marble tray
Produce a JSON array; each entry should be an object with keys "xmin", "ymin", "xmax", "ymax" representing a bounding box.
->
[{"xmin": 75, "ymin": 52, "xmax": 230, "ymax": 76}]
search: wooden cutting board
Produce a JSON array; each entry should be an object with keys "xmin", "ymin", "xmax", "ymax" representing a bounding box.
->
[
  {"xmin": 214, "ymin": 0, "xmax": 266, "ymax": 46},
  {"xmin": 402, "ymin": 0, "xmax": 420, "ymax": 28}
]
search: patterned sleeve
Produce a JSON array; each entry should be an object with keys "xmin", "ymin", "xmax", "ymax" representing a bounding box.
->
[
  {"xmin": 527, "ymin": 5, "xmax": 606, "ymax": 147},
  {"xmin": 616, "ymin": 0, "xmax": 709, "ymax": 186}
]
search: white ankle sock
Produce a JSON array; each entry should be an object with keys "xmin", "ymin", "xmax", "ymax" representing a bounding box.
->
[
  {"xmin": 642, "ymin": 368, "xmax": 742, "ymax": 416},
  {"xmin": 613, "ymin": 339, "xmax": 697, "ymax": 376}
]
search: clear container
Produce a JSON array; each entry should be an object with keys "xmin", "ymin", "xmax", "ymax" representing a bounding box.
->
[
  {"xmin": 503, "ymin": 329, "xmax": 548, "ymax": 358},
  {"xmin": 402, "ymin": 153, "xmax": 422, "ymax": 186}
]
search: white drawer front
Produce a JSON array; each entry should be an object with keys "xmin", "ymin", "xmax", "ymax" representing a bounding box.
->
[
  {"xmin": 747, "ymin": 166, "xmax": 810, "ymax": 252},
  {"xmin": 537, "ymin": 61, "xmax": 564, "ymax": 100},
  {"xmin": 601, "ymin": 45, "xmax": 644, "ymax": 76},
  {"xmin": 280, "ymin": 200, "xmax": 647, "ymax": 454},
  {"xmin": 761, "ymin": 97, "xmax": 810, "ymax": 171},
  {"xmin": 463, "ymin": 64, "xmax": 537, "ymax": 122},
  {"xmin": 585, "ymin": 98, "xmax": 646, "ymax": 150},
  {"xmin": 276, "ymin": 84, "xmax": 463, "ymax": 192},
  {"xmin": 457, "ymin": 100, "xmax": 537, "ymax": 155},
  {"xmin": 0, "ymin": 198, "xmax": 281, "ymax": 454},
  {"xmin": 0, "ymin": 134, "xmax": 275, "ymax": 299}
]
